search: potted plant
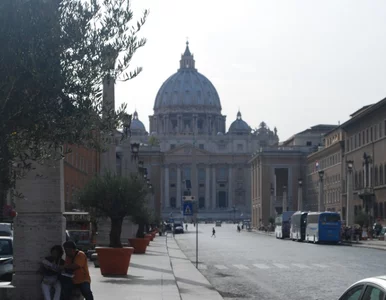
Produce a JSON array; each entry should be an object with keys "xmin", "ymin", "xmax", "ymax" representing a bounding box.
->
[
  {"xmin": 129, "ymin": 204, "xmax": 153, "ymax": 253},
  {"xmin": 78, "ymin": 172, "xmax": 147, "ymax": 275}
]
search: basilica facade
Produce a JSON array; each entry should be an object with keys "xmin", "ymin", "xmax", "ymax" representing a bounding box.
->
[{"xmin": 129, "ymin": 43, "xmax": 279, "ymax": 220}]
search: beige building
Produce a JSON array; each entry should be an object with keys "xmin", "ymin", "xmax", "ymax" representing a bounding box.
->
[
  {"xmin": 341, "ymin": 99, "xmax": 386, "ymax": 224},
  {"xmin": 250, "ymin": 125, "xmax": 337, "ymax": 227},
  {"xmin": 306, "ymin": 128, "xmax": 344, "ymax": 214}
]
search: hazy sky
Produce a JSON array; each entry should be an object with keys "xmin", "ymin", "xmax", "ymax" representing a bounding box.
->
[{"xmin": 115, "ymin": 0, "xmax": 386, "ymax": 141}]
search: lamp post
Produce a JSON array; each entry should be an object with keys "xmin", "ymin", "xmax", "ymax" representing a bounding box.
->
[
  {"xmin": 298, "ymin": 178, "xmax": 303, "ymax": 211},
  {"xmin": 318, "ymin": 170, "xmax": 325, "ymax": 212},
  {"xmin": 270, "ymin": 185, "xmax": 275, "ymax": 218},
  {"xmin": 282, "ymin": 185, "xmax": 287, "ymax": 212},
  {"xmin": 131, "ymin": 142, "xmax": 140, "ymax": 161},
  {"xmin": 362, "ymin": 152, "xmax": 373, "ymax": 223},
  {"xmin": 346, "ymin": 161, "xmax": 354, "ymax": 236}
]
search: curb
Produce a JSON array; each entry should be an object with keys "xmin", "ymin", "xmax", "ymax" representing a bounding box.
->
[{"xmin": 167, "ymin": 235, "xmax": 224, "ymax": 300}]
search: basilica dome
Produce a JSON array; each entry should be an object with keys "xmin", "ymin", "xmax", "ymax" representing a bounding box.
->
[
  {"xmin": 130, "ymin": 111, "xmax": 146, "ymax": 135},
  {"xmin": 229, "ymin": 111, "xmax": 251, "ymax": 134},
  {"xmin": 153, "ymin": 42, "xmax": 222, "ymax": 113}
]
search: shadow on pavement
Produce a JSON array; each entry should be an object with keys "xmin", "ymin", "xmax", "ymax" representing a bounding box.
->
[
  {"xmin": 129, "ymin": 263, "xmax": 174, "ymax": 275},
  {"xmin": 168, "ymin": 255, "xmax": 190, "ymax": 261},
  {"xmin": 102, "ymin": 276, "xmax": 176, "ymax": 286},
  {"xmin": 175, "ymin": 276, "xmax": 216, "ymax": 290}
]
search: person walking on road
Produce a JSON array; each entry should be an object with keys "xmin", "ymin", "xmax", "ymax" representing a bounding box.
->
[
  {"xmin": 237, "ymin": 225, "xmax": 241, "ymax": 232},
  {"xmin": 185, "ymin": 224, "xmax": 188, "ymax": 231},
  {"xmin": 211, "ymin": 227, "xmax": 216, "ymax": 238}
]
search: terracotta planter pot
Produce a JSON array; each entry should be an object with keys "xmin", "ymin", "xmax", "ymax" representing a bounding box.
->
[
  {"xmin": 128, "ymin": 238, "xmax": 148, "ymax": 254},
  {"xmin": 96, "ymin": 247, "xmax": 134, "ymax": 276},
  {"xmin": 151, "ymin": 232, "xmax": 156, "ymax": 239},
  {"xmin": 146, "ymin": 233, "xmax": 154, "ymax": 241},
  {"xmin": 144, "ymin": 236, "xmax": 151, "ymax": 246}
]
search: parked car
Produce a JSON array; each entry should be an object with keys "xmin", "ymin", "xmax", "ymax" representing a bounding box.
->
[
  {"xmin": 0, "ymin": 223, "xmax": 12, "ymax": 237},
  {"xmin": 0, "ymin": 236, "xmax": 13, "ymax": 281},
  {"xmin": 174, "ymin": 223, "xmax": 184, "ymax": 234},
  {"xmin": 215, "ymin": 221, "xmax": 222, "ymax": 227},
  {"xmin": 339, "ymin": 276, "xmax": 386, "ymax": 300}
]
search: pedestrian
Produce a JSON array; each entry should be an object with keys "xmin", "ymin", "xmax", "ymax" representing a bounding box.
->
[
  {"xmin": 40, "ymin": 245, "xmax": 65, "ymax": 300},
  {"xmin": 211, "ymin": 227, "xmax": 216, "ymax": 238},
  {"xmin": 237, "ymin": 225, "xmax": 240, "ymax": 232},
  {"xmin": 61, "ymin": 241, "xmax": 94, "ymax": 300}
]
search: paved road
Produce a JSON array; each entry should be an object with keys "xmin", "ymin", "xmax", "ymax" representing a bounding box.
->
[{"xmin": 175, "ymin": 224, "xmax": 386, "ymax": 300}]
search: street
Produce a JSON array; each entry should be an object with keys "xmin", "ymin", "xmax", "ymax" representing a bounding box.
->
[{"xmin": 175, "ymin": 223, "xmax": 386, "ymax": 300}]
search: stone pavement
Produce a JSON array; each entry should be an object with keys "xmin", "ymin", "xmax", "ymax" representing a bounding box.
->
[
  {"xmin": 249, "ymin": 228, "xmax": 386, "ymax": 251},
  {"xmin": 89, "ymin": 234, "xmax": 223, "ymax": 300}
]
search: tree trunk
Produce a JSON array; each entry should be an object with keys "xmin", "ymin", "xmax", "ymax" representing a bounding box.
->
[
  {"xmin": 0, "ymin": 143, "xmax": 12, "ymax": 222},
  {"xmin": 136, "ymin": 222, "xmax": 145, "ymax": 238},
  {"xmin": 109, "ymin": 217, "xmax": 123, "ymax": 247}
]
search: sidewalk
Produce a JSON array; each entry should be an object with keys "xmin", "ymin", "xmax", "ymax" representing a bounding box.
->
[
  {"xmin": 90, "ymin": 234, "xmax": 223, "ymax": 300},
  {"xmin": 248, "ymin": 228, "xmax": 386, "ymax": 251}
]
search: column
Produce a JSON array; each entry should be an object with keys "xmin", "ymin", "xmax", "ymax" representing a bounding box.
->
[
  {"xmin": 318, "ymin": 178, "xmax": 325, "ymax": 212},
  {"xmin": 228, "ymin": 165, "xmax": 233, "ymax": 207},
  {"xmin": 212, "ymin": 165, "xmax": 216, "ymax": 209},
  {"xmin": 205, "ymin": 166, "xmax": 210, "ymax": 209},
  {"xmin": 283, "ymin": 187, "xmax": 287, "ymax": 212},
  {"xmin": 347, "ymin": 169, "xmax": 354, "ymax": 230},
  {"xmin": 298, "ymin": 184, "xmax": 303, "ymax": 211},
  {"xmin": 176, "ymin": 165, "xmax": 181, "ymax": 209},
  {"xmin": 13, "ymin": 154, "xmax": 66, "ymax": 299},
  {"xmin": 164, "ymin": 165, "xmax": 169, "ymax": 207}
]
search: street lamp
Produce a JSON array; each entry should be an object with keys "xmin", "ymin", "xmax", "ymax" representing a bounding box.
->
[
  {"xmin": 346, "ymin": 160, "xmax": 354, "ymax": 234},
  {"xmin": 131, "ymin": 142, "xmax": 140, "ymax": 161},
  {"xmin": 298, "ymin": 178, "xmax": 303, "ymax": 211},
  {"xmin": 318, "ymin": 170, "xmax": 325, "ymax": 212}
]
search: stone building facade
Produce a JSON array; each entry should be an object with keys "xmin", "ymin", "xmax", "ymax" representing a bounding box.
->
[
  {"xmin": 306, "ymin": 128, "xmax": 344, "ymax": 214},
  {"xmin": 249, "ymin": 124, "xmax": 337, "ymax": 228},
  {"xmin": 125, "ymin": 42, "xmax": 279, "ymax": 220}
]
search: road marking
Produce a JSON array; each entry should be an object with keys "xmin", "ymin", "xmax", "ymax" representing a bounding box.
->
[
  {"xmin": 233, "ymin": 264, "xmax": 249, "ymax": 270},
  {"xmin": 214, "ymin": 264, "xmax": 228, "ymax": 270},
  {"xmin": 253, "ymin": 264, "xmax": 270, "ymax": 269},
  {"xmin": 292, "ymin": 263, "xmax": 310, "ymax": 269},
  {"xmin": 199, "ymin": 264, "xmax": 207, "ymax": 270},
  {"xmin": 312, "ymin": 263, "xmax": 328, "ymax": 268},
  {"xmin": 272, "ymin": 263, "xmax": 289, "ymax": 269}
]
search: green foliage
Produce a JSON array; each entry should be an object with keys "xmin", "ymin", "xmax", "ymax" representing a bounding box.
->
[
  {"xmin": 268, "ymin": 217, "xmax": 275, "ymax": 225},
  {"xmin": 0, "ymin": 0, "xmax": 148, "ymax": 209},
  {"xmin": 355, "ymin": 210, "xmax": 369, "ymax": 228},
  {"xmin": 148, "ymin": 135, "xmax": 160, "ymax": 146},
  {"xmin": 78, "ymin": 172, "xmax": 148, "ymax": 219}
]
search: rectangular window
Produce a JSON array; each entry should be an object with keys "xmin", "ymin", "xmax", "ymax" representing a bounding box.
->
[
  {"xmin": 366, "ymin": 129, "xmax": 369, "ymax": 143},
  {"xmin": 346, "ymin": 139, "xmax": 350, "ymax": 152},
  {"xmin": 351, "ymin": 136, "xmax": 354, "ymax": 149},
  {"xmin": 374, "ymin": 125, "xmax": 377, "ymax": 141},
  {"xmin": 370, "ymin": 127, "xmax": 373, "ymax": 141},
  {"xmin": 358, "ymin": 133, "xmax": 361, "ymax": 147},
  {"xmin": 199, "ymin": 144, "xmax": 204, "ymax": 150},
  {"xmin": 198, "ymin": 168, "xmax": 205, "ymax": 181},
  {"xmin": 362, "ymin": 131, "xmax": 365, "ymax": 145},
  {"xmin": 380, "ymin": 123, "xmax": 382, "ymax": 138},
  {"xmin": 237, "ymin": 144, "xmax": 243, "ymax": 151},
  {"xmin": 170, "ymin": 144, "xmax": 176, "ymax": 150}
]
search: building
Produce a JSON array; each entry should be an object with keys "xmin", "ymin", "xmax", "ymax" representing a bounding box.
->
[
  {"xmin": 340, "ymin": 99, "xmax": 386, "ymax": 224},
  {"xmin": 306, "ymin": 128, "xmax": 344, "ymax": 214},
  {"xmin": 249, "ymin": 124, "xmax": 337, "ymax": 227},
  {"xmin": 63, "ymin": 144, "xmax": 101, "ymax": 211},
  {"xmin": 121, "ymin": 42, "xmax": 279, "ymax": 220}
]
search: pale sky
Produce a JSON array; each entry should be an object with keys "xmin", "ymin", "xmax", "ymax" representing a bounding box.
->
[{"xmin": 115, "ymin": 0, "xmax": 386, "ymax": 141}]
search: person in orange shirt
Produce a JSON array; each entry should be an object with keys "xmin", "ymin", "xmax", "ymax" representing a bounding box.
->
[{"xmin": 62, "ymin": 241, "xmax": 94, "ymax": 300}]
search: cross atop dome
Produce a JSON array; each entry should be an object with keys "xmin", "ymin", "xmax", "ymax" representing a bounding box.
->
[
  {"xmin": 179, "ymin": 40, "xmax": 196, "ymax": 71},
  {"xmin": 133, "ymin": 110, "xmax": 139, "ymax": 120},
  {"xmin": 237, "ymin": 110, "xmax": 242, "ymax": 120}
]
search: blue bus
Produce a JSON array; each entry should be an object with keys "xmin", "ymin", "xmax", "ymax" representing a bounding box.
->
[
  {"xmin": 275, "ymin": 211, "xmax": 296, "ymax": 239},
  {"xmin": 290, "ymin": 211, "xmax": 308, "ymax": 241},
  {"xmin": 305, "ymin": 212, "xmax": 341, "ymax": 243}
]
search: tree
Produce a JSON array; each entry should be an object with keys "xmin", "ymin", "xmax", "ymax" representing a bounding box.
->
[
  {"xmin": 148, "ymin": 135, "xmax": 160, "ymax": 146},
  {"xmin": 0, "ymin": 0, "xmax": 148, "ymax": 214},
  {"xmin": 354, "ymin": 211, "xmax": 370, "ymax": 228},
  {"xmin": 131, "ymin": 204, "xmax": 153, "ymax": 238},
  {"xmin": 78, "ymin": 172, "xmax": 149, "ymax": 247}
]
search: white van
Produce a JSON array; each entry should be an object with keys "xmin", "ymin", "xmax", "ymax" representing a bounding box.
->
[{"xmin": 0, "ymin": 223, "xmax": 13, "ymax": 237}]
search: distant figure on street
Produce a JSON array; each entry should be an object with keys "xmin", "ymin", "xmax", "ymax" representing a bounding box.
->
[
  {"xmin": 185, "ymin": 224, "xmax": 188, "ymax": 231},
  {"xmin": 237, "ymin": 225, "xmax": 241, "ymax": 233},
  {"xmin": 211, "ymin": 227, "xmax": 216, "ymax": 238}
]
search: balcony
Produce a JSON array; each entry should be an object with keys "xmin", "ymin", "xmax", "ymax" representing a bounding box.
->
[{"xmin": 358, "ymin": 187, "xmax": 374, "ymax": 198}]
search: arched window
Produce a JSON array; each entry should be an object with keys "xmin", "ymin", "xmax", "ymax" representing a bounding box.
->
[
  {"xmin": 374, "ymin": 166, "xmax": 379, "ymax": 186},
  {"xmin": 170, "ymin": 197, "xmax": 176, "ymax": 208}
]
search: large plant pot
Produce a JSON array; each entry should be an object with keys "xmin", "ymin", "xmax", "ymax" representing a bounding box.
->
[
  {"xmin": 146, "ymin": 233, "xmax": 154, "ymax": 241},
  {"xmin": 96, "ymin": 247, "xmax": 134, "ymax": 276},
  {"xmin": 144, "ymin": 236, "xmax": 151, "ymax": 246},
  {"xmin": 128, "ymin": 238, "xmax": 148, "ymax": 254},
  {"xmin": 151, "ymin": 232, "xmax": 156, "ymax": 239}
]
